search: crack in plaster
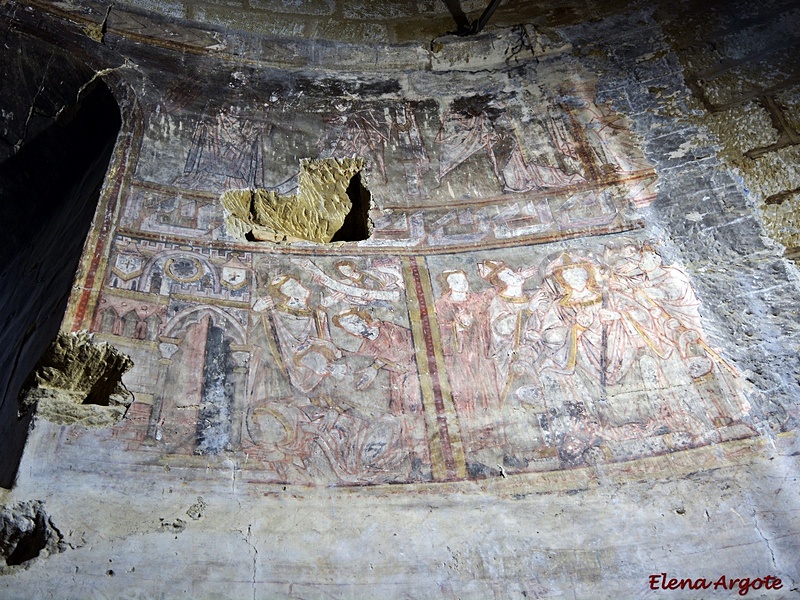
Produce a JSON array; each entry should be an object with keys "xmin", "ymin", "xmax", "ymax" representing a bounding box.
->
[
  {"xmin": 236, "ymin": 524, "xmax": 258, "ymax": 600},
  {"xmin": 85, "ymin": 2, "xmax": 114, "ymax": 44},
  {"xmin": 67, "ymin": 61, "xmax": 131, "ymax": 117},
  {"xmin": 751, "ymin": 509, "xmax": 778, "ymax": 570},
  {"xmin": 12, "ymin": 52, "xmax": 54, "ymax": 155}
]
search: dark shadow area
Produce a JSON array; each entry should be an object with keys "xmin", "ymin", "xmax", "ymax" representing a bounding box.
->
[
  {"xmin": 0, "ymin": 500, "xmax": 64, "ymax": 568},
  {"xmin": 5, "ymin": 508, "xmax": 48, "ymax": 566},
  {"xmin": 330, "ymin": 172, "xmax": 372, "ymax": 243},
  {"xmin": 439, "ymin": 0, "xmax": 504, "ymax": 36},
  {"xmin": 441, "ymin": 0, "xmax": 472, "ymax": 35},
  {"xmin": 0, "ymin": 35, "xmax": 122, "ymax": 487}
]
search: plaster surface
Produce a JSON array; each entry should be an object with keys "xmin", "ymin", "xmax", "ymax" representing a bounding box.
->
[{"xmin": 1, "ymin": 0, "xmax": 799, "ymax": 597}]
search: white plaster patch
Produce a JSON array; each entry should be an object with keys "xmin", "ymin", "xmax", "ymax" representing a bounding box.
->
[{"xmin": 669, "ymin": 140, "xmax": 695, "ymax": 159}]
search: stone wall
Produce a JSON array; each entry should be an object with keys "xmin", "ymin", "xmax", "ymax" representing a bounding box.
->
[{"xmin": 1, "ymin": 0, "xmax": 799, "ymax": 597}]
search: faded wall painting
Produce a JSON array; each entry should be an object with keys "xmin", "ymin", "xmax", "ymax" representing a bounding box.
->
[
  {"xmin": 126, "ymin": 55, "xmax": 656, "ymax": 252},
  {"xmin": 76, "ymin": 234, "xmax": 754, "ymax": 487},
  {"xmin": 57, "ymin": 43, "xmax": 754, "ymax": 489},
  {"xmin": 427, "ymin": 242, "xmax": 752, "ymax": 475}
]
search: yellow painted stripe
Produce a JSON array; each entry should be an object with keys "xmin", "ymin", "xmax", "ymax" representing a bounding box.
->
[
  {"xmin": 401, "ymin": 256, "xmax": 448, "ymax": 481},
  {"xmin": 415, "ymin": 256, "xmax": 467, "ymax": 479}
]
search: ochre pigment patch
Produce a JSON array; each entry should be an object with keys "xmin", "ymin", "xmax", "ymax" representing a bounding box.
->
[
  {"xmin": 221, "ymin": 157, "xmax": 371, "ymax": 244},
  {"xmin": 19, "ymin": 332, "xmax": 134, "ymax": 428}
]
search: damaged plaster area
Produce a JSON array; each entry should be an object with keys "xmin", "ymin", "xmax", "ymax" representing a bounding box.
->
[
  {"xmin": 0, "ymin": 501, "xmax": 64, "ymax": 574},
  {"xmin": 19, "ymin": 332, "xmax": 134, "ymax": 428},
  {"xmin": 222, "ymin": 157, "xmax": 372, "ymax": 244}
]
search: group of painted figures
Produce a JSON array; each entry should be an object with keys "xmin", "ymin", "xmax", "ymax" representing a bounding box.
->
[
  {"xmin": 179, "ymin": 93, "xmax": 647, "ymax": 199},
  {"xmin": 436, "ymin": 243, "xmax": 750, "ymax": 467},
  {"xmin": 243, "ymin": 258, "xmax": 425, "ymax": 484},
  {"xmin": 239, "ymin": 242, "xmax": 749, "ymax": 484}
]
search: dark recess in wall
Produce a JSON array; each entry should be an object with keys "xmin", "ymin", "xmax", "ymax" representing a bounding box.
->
[
  {"xmin": 331, "ymin": 173, "xmax": 372, "ymax": 243},
  {"xmin": 0, "ymin": 45, "xmax": 122, "ymax": 487}
]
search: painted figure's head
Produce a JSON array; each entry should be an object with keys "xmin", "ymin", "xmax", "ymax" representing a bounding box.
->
[
  {"xmin": 270, "ymin": 275, "xmax": 311, "ymax": 304},
  {"xmin": 561, "ymin": 266, "xmax": 590, "ymax": 292},
  {"xmin": 443, "ymin": 270, "xmax": 469, "ymax": 294},
  {"xmin": 335, "ymin": 260, "xmax": 359, "ymax": 280},
  {"xmin": 548, "ymin": 253, "xmax": 598, "ymax": 295},
  {"xmin": 496, "ymin": 266, "xmax": 525, "ymax": 288},
  {"xmin": 639, "ymin": 243, "xmax": 662, "ymax": 273},
  {"xmin": 478, "ymin": 260, "xmax": 524, "ymax": 290}
]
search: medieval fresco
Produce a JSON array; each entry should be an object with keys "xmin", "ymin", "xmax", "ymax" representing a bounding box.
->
[
  {"xmin": 58, "ymin": 44, "xmax": 754, "ymax": 489},
  {"xmin": 126, "ymin": 57, "xmax": 656, "ymax": 252},
  {"xmin": 427, "ymin": 242, "xmax": 753, "ymax": 474},
  {"xmin": 77, "ymin": 232, "xmax": 755, "ymax": 487}
]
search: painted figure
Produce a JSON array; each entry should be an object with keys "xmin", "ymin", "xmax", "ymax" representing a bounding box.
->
[
  {"xmin": 435, "ymin": 270, "xmax": 498, "ymax": 415},
  {"xmin": 319, "ymin": 101, "xmax": 389, "ymax": 184},
  {"xmin": 609, "ymin": 244, "xmax": 749, "ymax": 430},
  {"xmin": 568, "ymin": 98, "xmax": 650, "ymax": 177},
  {"xmin": 520, "ymin": 254, "xmax": 621, "ymax": 455},
  {"xmin": 245, "ymin": 398, "xmax": 410, "ymax": 485},
  {"xmin": 435, "ymin": 269, "xmax": 508, "ymax": 466},
  {"xmin": 501, "ymin": 114, "xmax": 585, "ymax": 193},
  {"xmin": 256, "ymin": 275, "xmax": 343, "ymax": 396},
  {"xmin": 436, "ymin": 103, "xmax": 503, "ymax": 185},
  {"xmin": 536, "ymin": 255, "xmax": 629, "ymax": 390},
  {"xmin": 387, "ymin": 102, "xmax": 430, "ymax": 197},
  {"xmin": 437, "ymin": 97, "xmax": 586, "ymax": 194},
  {"xmin": 477, "ymin": 259, "xmax": 541, "ymax": 403},
  {"xmin": 501, "ymin": 142, "xmax": 585, "ymax": 192},
  {"xmin": 332, "ymin": 308, "xmax": 428, "ymax": 475},
  {"xmin": 181, "ymin": 105, "xmax": 266, "ymax": 189},
  {"xmin": 332, "ymin": 309, "xmax": 420, "ymax": 416}
]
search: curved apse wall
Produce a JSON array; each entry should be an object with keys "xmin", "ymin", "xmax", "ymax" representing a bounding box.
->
[{"xmin": 2, "ymin": 0, "xmax": 799, "ymax": 597}]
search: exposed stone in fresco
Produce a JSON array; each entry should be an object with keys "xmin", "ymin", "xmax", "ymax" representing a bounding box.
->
[
  {"xmin": 127, "ymin": 56, "xmax": 655, "ymax": 251},
  {"xmin": 664, "ymin": 3, "xmax": 800, "ymax": 258},
  {"xmin": 0, "ymin": 501, "xmax": 64, "ymax": 574},
  {"xmin": 19, "ymin": 332, "xmax": 134, "ymax": 428},
  {"xmin": 221, "ymin": 157, "xmax": 371, "ymax": 244}
]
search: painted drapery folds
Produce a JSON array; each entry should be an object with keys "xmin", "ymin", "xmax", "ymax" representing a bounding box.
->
[{"xmin": 67, "ymin": 38, "xmax": 755, "ymax": 488}]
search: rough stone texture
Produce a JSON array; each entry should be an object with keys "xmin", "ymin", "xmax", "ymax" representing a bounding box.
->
[
  {"xmin": 222, "ymin": 157, "xmax": 369, "ymax": 243},
  {"xmin": 0, "ymin": 0, "xmax": 799, "ymax": 597},
  {"xmin": 19, "ymin": 332, "xmax": 134, "ymax": 428},
  {"xmin": 658, "ymin": 0, "xmax": 800, "ymax": 258},
  {"xmin": 0, "ymin": 501, "xmax": 64, "ymax": 575}
]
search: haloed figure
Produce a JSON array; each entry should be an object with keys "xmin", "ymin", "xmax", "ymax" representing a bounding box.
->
[
  {"xmin": 259, "ymin": 275, "xmax": 342, "ymax": 396},
  {"xmin": 531, "ymin": 255, "xmax": 628, "ymax": 450},
  {"xmin": 332, "ymin": 309, "xmax": 420, "ymax": 416},
  {"xmin": 435, "ymin": 270, "xmax": 498, "ymax": 416}
]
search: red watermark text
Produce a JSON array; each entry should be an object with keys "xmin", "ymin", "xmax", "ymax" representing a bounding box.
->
[{"xmin": 648, "ymin": 573, "xmax": 783, "ymax": 595}]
